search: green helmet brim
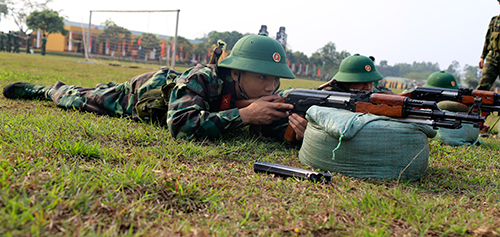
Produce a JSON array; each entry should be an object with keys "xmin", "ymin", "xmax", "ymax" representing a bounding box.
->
[
  {"xmin": 219, "ymin": 56, "xmax": 295, "ymax": 79},
  {"xmin": 334, "ymin": 71, "xmax": 383, "ymax": 83},
  {"xmin": 218, "ymin": 34, "xmax": 295, "ymax": 79},
  {"xmin": 333, "ymin": 54, "xmax": 383, "ymax": 83},
  {"xmin": 423, "ymin": 71, "xmax": 459, "ymax": 89}
]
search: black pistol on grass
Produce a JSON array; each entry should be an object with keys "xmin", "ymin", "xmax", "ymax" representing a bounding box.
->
[{"xmin": 254, "ymin": 160, "xmax": 332, "ymax": 183}]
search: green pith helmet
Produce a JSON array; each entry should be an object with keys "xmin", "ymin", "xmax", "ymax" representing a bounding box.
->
[
  {"xmin": 423, "ymin": 71, "xmax": 459, "ymax": 89},
  {"xmin": 333, "ymin": 54, "xmax": 383, "ymax": 83},
  {"xmin": 218, "ymin": 33, "xmax": 295, "ymax": 79}
]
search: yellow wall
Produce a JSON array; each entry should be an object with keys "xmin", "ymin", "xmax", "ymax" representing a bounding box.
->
[
  {"xmin": 46, "ymin": 33, "xmax": 65, "ymax": 52},
  {"xmin": 42, "ymin": 25, "xmax": 105, "ymax": 52}
]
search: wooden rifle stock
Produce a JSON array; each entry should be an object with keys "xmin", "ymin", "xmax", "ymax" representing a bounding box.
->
[{"xmin": 354, "ymin": 94, "xmax": 407, "ymax": 117}]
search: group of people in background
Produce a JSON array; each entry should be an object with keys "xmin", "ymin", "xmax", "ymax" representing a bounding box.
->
[{"xmin": 0, "ymin": 31, "xmax": 46, "ymax": 55}]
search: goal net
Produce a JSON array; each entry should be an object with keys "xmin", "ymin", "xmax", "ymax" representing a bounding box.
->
[{"xmin": 83, "ymin": 10, "xmax": 180, "ymax": 69}]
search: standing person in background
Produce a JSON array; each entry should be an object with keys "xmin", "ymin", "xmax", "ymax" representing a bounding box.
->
[
  {"xmin": 12, "ymin": 32, "xmax": 20, "ymax": 53},
  {"xmin": 41, "ymin": 34, "xmax": 47, "ymax": 56},
  {"xmin": 5, "ymin": 31, "xmax": 13, "ymax": 53},
  {"xmin": 25, "ymin": 33, "xmax": 32, "ymax": 54},
  {"xmin": 478, "ymin": 1, "xmax": 500, "ymax": 91},
  {"xmin": 0, "ymin": 31, "xmax": 5, "ymax": 52}
]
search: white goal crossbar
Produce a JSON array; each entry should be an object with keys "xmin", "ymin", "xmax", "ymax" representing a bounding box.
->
[{"xmin": 88, "ymin": 9, "xmax": 180, "ymax": 69}]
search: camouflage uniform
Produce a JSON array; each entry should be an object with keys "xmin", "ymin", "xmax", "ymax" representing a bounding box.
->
[
  {"xmin": 478, "ymin": 15, "xmax": 500, "ymax": 90},
  {"xmin": 13, "ymin": 34, "xmax": 20, "ymax": 53},
  {"xmin": 26, "ymin": 34, "xmax": 31, "ymax": 54},
  {"xmin": 6, "ymin": 32, "xmax": 12, "ymax": 53},
  {"xmin": 41, "ymin": 36, "xmax": 47, "ymax": 55},
  {"xmin": 0, "ymin": 32, "xmax": 5, "ymax": 52},
  {"xmin": 43, "ymin": 65, "xmax": 293, "ymax": 141},
  {"xmin": 45, "ymin": 68, "xmax": 177, "ymax": 119}
]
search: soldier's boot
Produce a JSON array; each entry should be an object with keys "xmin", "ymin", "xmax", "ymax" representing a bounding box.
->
[{"xmin": 3, "ymin": 82, "xmax": 49, "ymax": 100}]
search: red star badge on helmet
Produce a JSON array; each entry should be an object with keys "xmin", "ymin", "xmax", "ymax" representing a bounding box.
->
[
  {"xmin": 365, "ymin": 65, "xmax": 371, "ymax": 72},
  {"xmin": 273, "ymin": 52, "xmax": 281, "ymax": 62}
]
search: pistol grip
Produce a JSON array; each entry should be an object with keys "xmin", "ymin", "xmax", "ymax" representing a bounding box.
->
[
  {"xmin": 284, "ymin": 124, "xmax": 296, "ymax": 142},
  {"xmin": 284, "ymin": 114, "xmax": 305, "ymax": 142}
]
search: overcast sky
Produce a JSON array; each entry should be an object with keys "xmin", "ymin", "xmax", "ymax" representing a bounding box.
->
[{"xmin": 1, "ymin": 0, "xmax": 499, "ymax": 70}]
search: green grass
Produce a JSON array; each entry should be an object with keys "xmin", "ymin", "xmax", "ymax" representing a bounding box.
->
[{"xmin": 1, "ymin": 53, "xmax": 500, "ymax": 236}]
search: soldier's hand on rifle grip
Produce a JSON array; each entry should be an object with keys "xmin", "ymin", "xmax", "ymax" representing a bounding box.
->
[
  {"xmin": 288, "ymin": 113, "xmax": 308, "ymax": 141},
  {"xmin": 239, "ymin": 95, "xmax": 292, "ymax": 125}
]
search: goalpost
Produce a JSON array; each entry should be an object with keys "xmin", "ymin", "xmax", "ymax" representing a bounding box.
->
[{"xmin": 86, "ymin": 9, "xmax": 180, "ymax": 69}]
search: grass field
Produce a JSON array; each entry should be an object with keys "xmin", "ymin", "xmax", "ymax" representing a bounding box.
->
[{"xmin": 1, "ymin": 53, "xmax": 500, "ymax": 236}]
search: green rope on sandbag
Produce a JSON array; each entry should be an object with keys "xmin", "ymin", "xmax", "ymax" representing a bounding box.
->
[
  {"xmin": 331, "ymin": 114, "xmax": 361, "ymax": 160},
  {"xmin": 331, "ymin": 134, "xmax": 344, "ymax": 160}
]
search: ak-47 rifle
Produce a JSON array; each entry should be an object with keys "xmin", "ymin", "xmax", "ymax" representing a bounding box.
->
[
  {"xmin": 236, "ymin": 88, "xmax": 486, "ymax": 142},
  {"xmin": 399, "ymin": 87, "xmax": 500, "ymax": 115}
]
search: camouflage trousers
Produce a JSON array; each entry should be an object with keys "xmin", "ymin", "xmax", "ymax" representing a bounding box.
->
[
  {"xmin": 45, "ymin": 69, "xmax": 178, "ymax": 122},
  {"xmin": 478, "ymin": 52, "xmax": 500, "ymax": 90}
]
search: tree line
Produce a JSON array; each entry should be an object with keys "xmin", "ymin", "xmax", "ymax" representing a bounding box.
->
[{"xmin": 202, "ymin": 31, "xmax": 490, "ymax": 88}]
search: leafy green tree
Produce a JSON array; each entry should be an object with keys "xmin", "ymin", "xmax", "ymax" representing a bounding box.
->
[
  {"xmin": 446, "ymin": 60, "xmax": 462, "ymax": 84},
  {"xmin": 133, "ymin": 33, "xmax": 161, "ymax": 59},
  {"xmin": 140, "ymin": 33, "xmax": 160, "ymax": 50},
  {"xmin": 26, "ymin": 9, "xmax": 67, "ymax": 36},
  {"xmin": 170, "ymin": 36, "xmax": 193, "ymax": 62},
  {"xmin": 291, "ymin": 51, "xmax": 310, "ymax": 75},
  {"xmin": 376, "ymin": 60, "xmax": 401, "ymax": 77},
  {"xmin": 402, "ymin": 71, "xmax": 430, "ymax": 80},
  {"xmin": 285, "ymin": 49, "xmax": 296, "ymax": 64},
  {"xmin": 207, "ymin": 31, "xmax": 243, "ymax": 50},
  {"xmin": 194, "ymin": 33, "xmax": 209, "ymax": 44},
  {"xmin": 463, "ymin": 64, "xmax": 481, "ymax": 89},
  {"xmin": 0, "ymin": 0, "xmax": 7, "ymax": 22},
  {"xmin": 293, "ymin": 51, "xmax": 309, "ymax": 65},
  {"xmin": 97, "ymin": 19, "xmax": 131, "ymax": 52},
  {"xmin": 313, "ymin": 42, "xmax": 350, "ymax": 80},
  {"xmin": 192, "ymin": 41, "xmax": 210, "ymax": 63},
  {"xmin": 4, "ymin": 0, "xmax": 51, "ymax": 34},
  {"xmin": 395, "ymin": 61, "xmax": 440, "ymax": 80}
]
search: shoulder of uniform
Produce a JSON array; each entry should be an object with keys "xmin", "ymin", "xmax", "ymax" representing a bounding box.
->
[{"xmin": 176, "ymin": 64, "xmax": 218, "ymax": 84}]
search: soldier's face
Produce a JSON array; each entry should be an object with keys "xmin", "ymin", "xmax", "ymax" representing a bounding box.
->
[
  {"xmin": 343, "ymin": 82, "xmax": 374, "ymax": 91},
  {"xmin": 233, "ymin": 70, "xmax": 280, "ymax": 98}
]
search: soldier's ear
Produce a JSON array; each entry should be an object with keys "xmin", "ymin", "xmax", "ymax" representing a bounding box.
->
[{"xmin": 230, "ymin": 69, "xmax": 240, "ymax": 80}]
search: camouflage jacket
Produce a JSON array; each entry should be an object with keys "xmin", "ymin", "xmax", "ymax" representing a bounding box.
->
[
  {"xmin": 167, "ymin": 64, "xmax": 292, "ymax": 140},
  {"xmin": 481, "ymin": 15, "xmax": 500, "ymax": 59}
]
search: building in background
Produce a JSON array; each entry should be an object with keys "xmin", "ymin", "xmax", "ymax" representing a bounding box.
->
[{"xmin": 35, "ymin": 20, "xmax": 200, "ymax": 61}]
